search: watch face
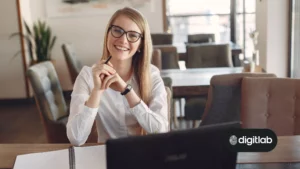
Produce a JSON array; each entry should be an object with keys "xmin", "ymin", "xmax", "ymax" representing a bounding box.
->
[{"xmin": 127, "ymin": 84, "xmax": 132, "ymax": 90}]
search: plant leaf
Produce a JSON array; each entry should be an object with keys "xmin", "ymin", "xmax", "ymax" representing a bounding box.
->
[{"xmin": 23, "ymin": 20, "xmax": 32, "ymax": 36}]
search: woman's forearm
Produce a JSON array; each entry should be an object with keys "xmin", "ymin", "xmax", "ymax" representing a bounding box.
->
[
  {"xmin": 85, "ymin": 88, "xmax": 103, "ymax": 108},
  {"xmin": 124, "ymin": 89, "xmax": 141, "ymax": 108}
]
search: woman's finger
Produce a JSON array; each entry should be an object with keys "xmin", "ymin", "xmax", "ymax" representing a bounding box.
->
[
  {"xmin": 102, "ymin": 75, "xmax": 116, "ymax": 89},
  {"xmin": 105, "ymin": 76, "xmax": 117, "ymax": 89},
  {"xmin": 107, "ymin": 61, "xmax": 113, "ymax": 67}
]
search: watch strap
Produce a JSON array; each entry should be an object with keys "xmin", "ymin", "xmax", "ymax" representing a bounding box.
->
[{"xmin": 121, "ymin": 84, "xmax": 132, "ymax": 95}]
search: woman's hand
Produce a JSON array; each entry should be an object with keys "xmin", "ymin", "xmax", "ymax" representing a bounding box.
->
[
  {"xmin": 91, "ymin": 60, "xmax": 116, "ymax": 92},
  {"xmin": 101, "ymin": 72, "xmax": 127, "ymax": 93}
]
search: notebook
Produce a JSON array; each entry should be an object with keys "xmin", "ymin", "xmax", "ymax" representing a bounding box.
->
[
  {"xmin": 13, "ymin": 145, "xmax": 106, "ymax": 169},
  {"xmin": 106, "ymin": 121, "xmax": 240, "ymax": 169}
]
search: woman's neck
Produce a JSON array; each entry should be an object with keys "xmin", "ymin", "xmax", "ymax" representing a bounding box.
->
[{"xmin": 111, "ymin": 58, "xmax": 133, "ymax": 82}]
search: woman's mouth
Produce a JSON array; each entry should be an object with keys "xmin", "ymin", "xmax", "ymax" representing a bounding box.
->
[{"xmin": 114, "ymin": 45, "xmax": 129, "ymax": 51}]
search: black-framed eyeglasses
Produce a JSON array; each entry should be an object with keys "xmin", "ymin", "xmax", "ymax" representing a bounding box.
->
[{"xmin": 109, "ymin": 25, "xmax": 143, "ymax": 43}]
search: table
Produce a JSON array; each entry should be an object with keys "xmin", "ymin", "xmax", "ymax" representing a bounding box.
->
[
  {"xmin": 161, "ymin": 67, "xmax": 244, "ymax": 98},
  {"xmin": 1, "ymin": 136, "xmax": 300, "ymax": 169}
]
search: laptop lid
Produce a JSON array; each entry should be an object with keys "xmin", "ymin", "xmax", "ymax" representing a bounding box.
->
[{"xmin": 106, "ymin": 121, "xmax": 240, "ymax": 169}]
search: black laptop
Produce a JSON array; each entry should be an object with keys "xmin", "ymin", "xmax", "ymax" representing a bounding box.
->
[{"xmin": 106, "ymin": 121, "xmax": 240, "ymax": 169}]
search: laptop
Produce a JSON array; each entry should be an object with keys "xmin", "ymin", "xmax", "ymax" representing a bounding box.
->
[{"xmin": 106, "ymin": 121, "xmax": 240, "ymax": 169}]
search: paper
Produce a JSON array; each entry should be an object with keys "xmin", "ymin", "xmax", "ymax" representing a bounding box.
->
[
  {"xmin": 14, "ymin": 149, "xmax": 69, "ymax": 169},
  {"xmin": 75, "ymin": 145, "xmax": 106, "ymax": 169},
  {"xmin": 13, "ymin": 145, "xmax": 106, "ymax": 169}
]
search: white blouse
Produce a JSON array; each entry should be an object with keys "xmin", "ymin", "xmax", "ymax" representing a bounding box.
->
[{"xmin": 67, "ymin": 64, "xmax": 169, "ymax": 146}]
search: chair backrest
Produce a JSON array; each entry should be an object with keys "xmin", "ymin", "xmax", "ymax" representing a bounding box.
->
[
  {"xmin": 27, "ymin": 61, "xmax": 69, "ymax": 143},
  {"xmin": 186, "ymin": 43, "xmax": 233, "ymax": 68},
  {"xmin": 61, "ymin": 43, "xmax": 83, "ymax": 84},
  {"xmin": 241, "ymin": 77, "xmax": 300, "ymax": 136},
  {"xmin": 151, "ymin": 49, "xmax": 162, "ymax": 70},
  {"xmin": 153, "ymin": 45, "xmax": 179, "ymax": 69},
  {"xmin": 188, "ymin": 33, "xmax": 215, "ymax": 43},
  {"xmin": 151, "ymin": 33, "xmax": 173, "ymax": 45},
  {"xmin": 200, "ymin": 73, "xmax": 276, "ymax": 126}
]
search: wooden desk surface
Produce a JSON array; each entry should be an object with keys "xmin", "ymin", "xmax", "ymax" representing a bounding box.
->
[
  {"xmin": 1, "ymin": 136, "xmax": 298, "ymax": 169},
  {"xmin": 237, "ymin": 135, "xmax": 300, "ymax": 164}
]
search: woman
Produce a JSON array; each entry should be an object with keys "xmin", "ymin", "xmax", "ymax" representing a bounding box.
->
[{"xmin": 67, "ymin": 7, "xmax": 168, "ymax": 146}]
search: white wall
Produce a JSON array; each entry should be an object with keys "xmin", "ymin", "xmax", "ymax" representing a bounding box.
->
[
  {"xmin": 0, "ymin": 0, "xmax": 163, "ymax": 99},
  {"xmin": 28, "ymin": 0, "xmax": 164, "ymax": 91},
  {"xmin": 256, "ymin": 0, "xmax": 289, "ymax": 77},
  {"xmin": 0, "ymin": 0, "xmax": 27, "ymax": 99}
]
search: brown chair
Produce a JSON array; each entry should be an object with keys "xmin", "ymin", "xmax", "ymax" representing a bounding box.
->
[
  {"xmin": 188, "ymin": 33, "xmax": 215, "ymax": 43},
  {"xmin": 184, "ymin": 44, "xmax": 233, "ymax": 127},
  {"xmin": 62, "ymin": 43, "xmax": 83, "ymax": 84},
  {"xmin": 241, "ymin": 77, "xmax": 300, "ymax": 136},
  {"xmin": 153, "ymin": 45, "xmax": 180, "ymax": 70},
  {"xmin": 151, "ymin": 33, "xmax": 173, "ymax": 45},
  {"xmin": 151, "ymin": 49, "xmax": 162, "ymax": 70},
  {"xmin": 200, "ymin": 73, "xmax": 276, "ymax": 127},
  {"xmin": 27, "ymin": 61, "xmax": 97, "ymax": 143},
  {"xmin": 186, "ymin": 43, "xmax": 233, "ymax": 68}
]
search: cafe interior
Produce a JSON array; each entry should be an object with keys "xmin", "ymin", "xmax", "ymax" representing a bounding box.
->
[{"xmin": 1, "ymin": 0, "xmax": 300, "ymax": 168}]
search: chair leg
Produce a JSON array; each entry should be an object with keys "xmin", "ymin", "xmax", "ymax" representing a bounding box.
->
[
  {"xmin": 172, "ymin": 101, "xmax": 178, "ymax": 129},
  {"xmin": 179, "ymin": 99, "xmax": 183, "ymax": 118}
]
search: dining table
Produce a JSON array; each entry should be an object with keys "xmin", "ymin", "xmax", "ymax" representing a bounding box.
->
[{"xmin": 160, "ymin": 67, "xmax": 244, "ymax": 98}]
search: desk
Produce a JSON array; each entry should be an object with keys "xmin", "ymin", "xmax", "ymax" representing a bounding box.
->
[
  {"xmin": 161, "ymin": 67, "xmax": 244, "ymax": 98},
  {"xmin": 1, "ymin": 136, "xmax": 300, "ymax": 169}
]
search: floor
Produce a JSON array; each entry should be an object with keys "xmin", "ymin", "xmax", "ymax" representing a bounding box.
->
[{"xmin": 0, "ymin": 98, "xmax": 199, "ymax": 143}]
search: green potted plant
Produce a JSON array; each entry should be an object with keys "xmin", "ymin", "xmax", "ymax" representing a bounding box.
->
[{"xmin": 10, "ymin": 20, "xmax": 57, "ymax": 65}]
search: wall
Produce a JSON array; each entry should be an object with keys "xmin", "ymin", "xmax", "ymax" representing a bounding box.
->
[
  {"xmin": 0, "ymin": 0, "xmax": 26, "ymax": 99},
  {"xmin": 27, "ymin": 0, "xmax": 164, "ymax": 91},
  {"xmin": 256, "ymin": 0, "xmax": 289, "ymax": 77},
  {"xmin": 0, "ymin": 0, "xmax": 163, "ymax": 99}
]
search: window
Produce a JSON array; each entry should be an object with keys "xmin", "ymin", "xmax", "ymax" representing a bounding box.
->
[{"xmin": 166, "ymin": 0, "xmax": 256, "ymax": 60}]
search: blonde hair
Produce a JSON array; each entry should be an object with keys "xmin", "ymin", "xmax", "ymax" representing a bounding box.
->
[{"xmin": 102, "ymin": 7, "xmax": 152, "ymax": 105}]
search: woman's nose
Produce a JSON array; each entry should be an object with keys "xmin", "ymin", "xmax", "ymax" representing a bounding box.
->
[{"xmin": 118, "ymin": 33, "xmax": 129, "ymax": 43}]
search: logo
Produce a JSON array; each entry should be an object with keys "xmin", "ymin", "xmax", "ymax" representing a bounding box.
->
[
  {"xmin": 229, "ymin": 135, "xmax": 237, "ymax": 145},
  {"xmin": 227, "ymin": 129, "xmax": 277, "ymax": 152}
]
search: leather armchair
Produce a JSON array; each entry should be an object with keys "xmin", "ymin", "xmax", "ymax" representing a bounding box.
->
[
  {"xmin": 185, "ymin": 43, "xmax": 233, "ymax": 127},
  {"xmin": 27, "ymin": 61, "xmax": 69, "ymax": 143},
  {"xmin": 200, "ymin": 73, "xmax": 276, "ymax": 127},
  {"xmin": 151, "ymin": 49, "xmax": 162, "ymax": 70},
  {"xmin": 188, "ymin": 33, "xmax": 215, "ymax": 43},
  {"xmin": 153, "ymin": 45, "xmax": 180, "ymax": 70},
  {"xmin": 151, "ymin": 33, "xmax": 173, "ymax": 45},
  {"xmin": 62, "ymin": 43, "xmax": 83, "ymax": 84},
  {"xmin": 186, "ymin": 43, "xmax": 233, "ymax": 68},
  {"xmin": 241, "ymin": 77, "xmax": 300, "ymax": 136},
  {"xmin": 27, "ymin": 61, "xmax": 97, "ymax": 143}
]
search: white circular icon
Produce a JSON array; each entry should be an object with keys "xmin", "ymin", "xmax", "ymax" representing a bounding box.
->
[{"xmin": 229, "ymin": 135, "xmax": 238, "ymax": 146}]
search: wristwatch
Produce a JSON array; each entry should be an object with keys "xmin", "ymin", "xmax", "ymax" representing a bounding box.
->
[{"xmin": 121, "ymin": 84, "xmax": 132, "ymax": 95}]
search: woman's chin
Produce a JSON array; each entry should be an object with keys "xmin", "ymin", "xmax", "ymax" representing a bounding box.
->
[{"xmin": 113, "ymin": 54, "xmax": 131, "ymax": 61}]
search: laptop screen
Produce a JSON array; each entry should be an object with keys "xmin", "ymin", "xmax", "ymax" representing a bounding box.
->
[{"xmin": 106, "ymin": 121, "xmax": 240, "ymax": 169}]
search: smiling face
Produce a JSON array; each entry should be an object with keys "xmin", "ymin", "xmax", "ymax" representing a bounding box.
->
[{"xmin": 106, "ymin": 15, "xmax": 142, "ymax": 61}]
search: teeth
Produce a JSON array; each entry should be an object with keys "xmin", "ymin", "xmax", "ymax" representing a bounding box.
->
[{"xmin": 115, "ymin": 45, "xmax": 128, "ymax": 51}]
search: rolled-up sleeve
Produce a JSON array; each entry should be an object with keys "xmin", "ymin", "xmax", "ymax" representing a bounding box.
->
[
  {"xmin": 66, "ymin": 66, "xmax": 97, "ymax": 146},
  {"xmin": 130, "ymin": 66, "xmax": 169, "ymax": 133}
]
